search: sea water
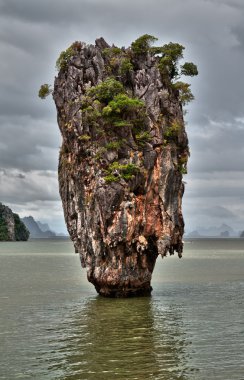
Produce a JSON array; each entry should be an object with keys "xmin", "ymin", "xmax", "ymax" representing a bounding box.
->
[{"xmin": 0, "ymin": 238, "xmax": 243, "ymax": 379}]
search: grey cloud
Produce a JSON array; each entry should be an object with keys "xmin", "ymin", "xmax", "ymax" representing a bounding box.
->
[
  {"xmin": 232, "ymin": 24, "xmax": 244, "ymax": 50},
  {"xmin": 0, "ymin": 170, "xmax": 59, "ymax": 203},
  {"xmin": 0, "ymin": 0, "xmax": 95, "ymax": 24},
  {"xmin": 0, "ymin": 116, "xmax": 60, "ymax": 171},
  {"xmin": 38, "ymin": 171, "xmax": 57, "ymax": 178},
  {"xmin": 0, "ymin": 168, "xmax": 25, "ymax": 179},
  {"xmin": 185, "ymin": 175, "xmax": 244, "ymax": 198},
  {"xmin": 186, "ymin": 119, "xmax": 244, "ymax": 173},
  {"xmin": 197, "ymin": 206, "xmax": 237, "ymax": 219}
]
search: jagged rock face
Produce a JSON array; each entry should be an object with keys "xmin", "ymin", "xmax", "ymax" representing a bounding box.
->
[
  {"xmin": 0, "ymin": 203, "xmax": 29, "ymax": 241},
  {"xmin": 53, "ymin": 38, "xmax": 189, "ymax": 297}
]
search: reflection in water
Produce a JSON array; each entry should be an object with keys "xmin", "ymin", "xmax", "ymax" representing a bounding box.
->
[{"xmin": 44, "ymin": 297, "xmax": 195, "ymax": 380}]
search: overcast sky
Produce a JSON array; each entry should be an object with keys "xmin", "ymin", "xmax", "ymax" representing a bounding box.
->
[{"xmin": 0, "ymin": 0, "xmax": 244, "ymax": 233}]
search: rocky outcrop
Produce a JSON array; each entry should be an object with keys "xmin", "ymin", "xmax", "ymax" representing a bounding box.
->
[
  {"xmin": 0, "ymin": 203, "xmax": 29, "ymax": 241},
  {"xmin": 53, "ymin": 37, "xmax": 190, "ymax": 297}
]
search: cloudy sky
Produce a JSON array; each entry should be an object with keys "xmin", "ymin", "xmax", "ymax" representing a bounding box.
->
[{"xmin": 0, "ymin": 0, "xmax": 244, "ymax": 233}]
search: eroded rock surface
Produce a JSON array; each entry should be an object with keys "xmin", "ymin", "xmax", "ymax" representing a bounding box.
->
[{"xmin": 53, "ymin": 38, "xmax": 189, "ymax": 297}]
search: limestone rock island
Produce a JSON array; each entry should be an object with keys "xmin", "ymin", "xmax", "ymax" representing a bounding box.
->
[
  {"xmin": 0, "ymin": 203, "xmax": 29, "ymax": 241},
  {"xmin": 52, "ymin": 35, "xmax": 197, "ymax": 296}
]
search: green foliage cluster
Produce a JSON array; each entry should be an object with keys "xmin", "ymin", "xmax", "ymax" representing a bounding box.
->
[
  {"xmin": 149, "ymin": 42, "xmax": 197, "ymax": 105},
  {"xmin": 79, "ymin": 99, "xmax": 102, "ymax": 135},
  {"xmin": 106, "ymin": 141, "xmax": 122, "ymax": 150},
  {"xmin": 0, "ymin": 216, "xmax": 9, "ymax": 240},
  {"xmin": 164, "ymin": 120, "xmax": 182, "ymax": 141},
  {"xmin": 81, "ymin": 104, "xmax": 102, "ymax": 126},
  {"xmin": 129, "ymin": 35, "xmax": 197, "ymax": 106},
  {"xmin": 135, "ymin": 131, "xmax": 151, "ymax": 144},
  {"xmin": 158, "ymin": 42, "xmax": 185, "ymax": 79},
  {"xmin": 78, "ymin": 134, "xmax": 91, "ymax": 141},
  {"xmin": 119, "ymin": 58, "xmax": 133, "ymax": 76},
  {"xmin": 178, "ymin": 155, "xmax": 188, "ymax": 174},
  {"xmin": 82, "ymin": 78, "xmax": 145, "ymax": 134},
  {"xmin": 103, "ymin": 174, "xmax": 119, "ymax": 183},
  {"xmin": 102, "ymin": 46, "xmax": 134, "ymax": 78},
  {"xmin": 112, "ymin": 120, "xmax": 133, "ymax": 127},
  {"xmin": 0, "ymin": 214, "xmax": 29, "ymax": 241},
  {"xmin": 87, "ymin": 78, "xmax": 124, "ymax": 103},
  {"xmin": 149, "ymin": 40, "xmax": 198, "ymax": 79},
  {"xmin": 129, "ymin": 34, "xmax": 198, "ymax": 106},
  {"xmin": 102, "ymin": 47, "xmax": 122, "ymax": 57},
  {"xmin": 131, "ymin": 34, "xmax": 158, "ymax": 55},
  {"xmin": 178, "ymin": 165, "xmax": 187, "ymax": 175},
  {"xmin": 105, "ymin": 162, "xmax": 139, "ymax": 182},
  {"xmin": 56, "ymin": 45, "xmax": 75, "ymax": 70},
  {"xmin": 102, "ymin": 94, "xmax": 144, "ymax": 117},
  {"xmin": 180, "ymin": 62, "xmax": 198, "ymax": 77},
  {"xmin": 80, "ymin": 79, "xmax": 147, "ymax": 161},
  {"xmin": 38, "ymin": 84, "xmax": 52, "ymax": 99},
  {"xmin": 13, "ymin": 214, "xmax": 29, "ymax": 241},
  {"xmin": 172, "ymin": 81, "xmax": 194, "ymax": 105},
  {"xmin": 155, "ymin": 42, "xmax": 197, "ymax": 104}
]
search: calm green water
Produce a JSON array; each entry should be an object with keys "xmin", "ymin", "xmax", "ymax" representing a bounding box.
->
[{"xmin": 0, "ymin": 238, "xmax": 244, "ymax": 380}]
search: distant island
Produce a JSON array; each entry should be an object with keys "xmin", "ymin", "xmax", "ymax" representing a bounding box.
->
[
  {"xmin": 21, "ymin": 216, "xmax": 58, "ymax": 238},
  {"xmin": 186, "ymin": 223, "xmax": 244, "ymax": 238},
  {"xmin": 0, "ymin": 202, "xmax": 29, "ymax": 241}
]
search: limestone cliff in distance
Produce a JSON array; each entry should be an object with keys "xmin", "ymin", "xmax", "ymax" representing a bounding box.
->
[
  {"xmin": 21, "ymin": 216, "xmax": 56, "ymax": 238},
  {"xmin": 0, "ymin": 203, "xmax": 29, "ymax": 241},
  {"xmin": 52, "ymin": 35, "xmax": 197, "ymax": 297}
]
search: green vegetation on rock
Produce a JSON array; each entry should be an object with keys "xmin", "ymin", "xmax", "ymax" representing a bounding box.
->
[
  {"xmin": 105, "ymin": 162, "xmax": 139, "ymax": 182},
  {"xmin": 80, "ymin": 78, "xmax": 147, "ymax": 152},
  {"xmin": 78, "ymin": 134, "xmax": 91, "ymax": 141},
  {"xmin": 164, "ymin": 120, "xmax": 182, "ymax": 141},
  {"xmin": 102, "ymin": 94, "xmax": 144, "ymax": 118},
  {"xmin": 158, "ymin": 42, "xmax": 185, "ymax": 79},
  {"xmin": 38, "ymin": 84, "xmax": 52, "ymax": 99},
  {"xmin": 119, "ymin": 58, "xmax": 133, "ymax": 76},
  {"xmin": 172, "ymin": 81, "xmax": 195, "ymax": 105},
  {"xmin": 106, "ymin": 141, "xmax": 122, "ymax": 150},
  {"xmin": 87, "ymin": 78, "xmax": 124, "ymax": 103},
  {"xmin": 56, "ymin": 45, "xmax": 75, "ymax": 70},
  {"xmin": 178, "ymin": 165, "xmax": 187, "ymax": 175},
  {"xmin": 130, "ymin": 35, "xmax": 198, "ymax": 107},
  {"xmin": 135, "ymin": 131, "xmax": 151, "ymax": 145},
  {"xmin": 14, "ymin": 214, "xmax": 30, "ymax": 241},
  {"xmin": 0, "ymin": 216, "xmax": 9, "ymax": 240},
  {"xmin": 131, "ymin": 34, "xmax": 158, "ymax": 55},
  {"xmin": 102, "ymin": 47, "xmax": 122, "ymax": 57},
  {"xmin": 0, "ymin": 203, "xmax": 29, "ymax": 241},
  {"xmin": 180, "ymin": 62, "xmax": 198, "ymax": 77},
  {"xmin": 178, "ymin": 155, "xmax": 188, "ymax": 175}
]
